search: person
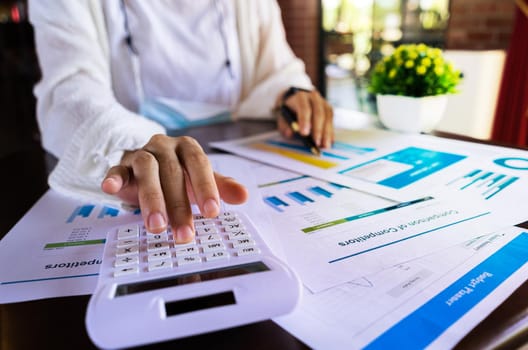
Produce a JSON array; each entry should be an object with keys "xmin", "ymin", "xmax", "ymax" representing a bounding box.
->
[{"xmin": 29, "ymin": 1, "xmax": 334, "ymax": 243}]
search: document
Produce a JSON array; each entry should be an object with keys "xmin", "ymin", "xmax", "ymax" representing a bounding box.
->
[
  {"xmin": 0, "ymin": 190, "xmax": 140, "ymax": 303},
  {"xmin": 0, "ymin": 155, "xmax": 270, "ymax": 303},
  {"xmin": 211, "ymin": 128, "xmax": 528, "ymax": 224},
  {"xmin": 275, "ymin": 226, "xmax": 528, "ymax": 349},
  {"xmin": 250, "ymin": 161, "xmax": 506, "ymax": 293}
]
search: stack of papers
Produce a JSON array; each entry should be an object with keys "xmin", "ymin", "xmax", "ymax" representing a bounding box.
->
[{"xmin": 1, "ymin": 123, "xmax": 528, "ymax": 349}]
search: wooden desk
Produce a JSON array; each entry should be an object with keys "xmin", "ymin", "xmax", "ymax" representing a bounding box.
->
[{"xmin": 1, "ymin": 121, "xmax": 527, "ymax": 349}]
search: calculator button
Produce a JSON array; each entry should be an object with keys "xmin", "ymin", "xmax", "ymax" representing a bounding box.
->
[
  {"xmin": 202, "ymin": 242, "xmax": 226, "ymax": 253},
  {"xmin": 196, "ymin": 226, "xmax": 218, "ymax": 235},
  {"xmin": 227, "ymin": 230, "xmax": 250, "ymax": 239},
  {"xmin": 146, "ymin": 233, "xmax": 168, "ymax": 242},
  {"xmin": 117, "ymin": 225, "xmax": 139, "ymax": 239},
  {"xmin": 177, "ymin": 256, "xmax": 202, "ymax": 266},
  {"xmin": 116, "ymin": 245, "xmax": 139, "ymax": 257},
  {"xmin": 148, "ymin": 250, "xmax": 172, "ymax": 261},
  {"xmin": 198, "ymin": 234, "xmax": 222, "ymax": 244},
  {"xmin": 147, "ymin": 241, "xmax": 170, "ymax": 252},
  {"xmin": 205, "ymin": 251, "xmax": 230, "ymax": 261},
  {"xmin": 114, "ymin": 265, "xmax": 139, "ymax": 277},
  {"xmin": 232, "ymin": 238, "xmax": 256, "ymax": 248},
  {"xmin": 224, "ymin": 223, "xmax": 245, "ymax": 232},
  {"xmin": 220, "ymin": 217, "xmax": 239, "ymax": 225},
  {"xmin": 175, "ymin": 246, "xmax": 200, "ymax": 257},
  {"xmin": 148, "ymin": 259, "xmax": 173, "ymax": 271},
  {"xmin": 218, "ymin": 212, "xmax": 237, "ymax": 219},
  {"xmin": 115, "ymin": 255, "xmax": 139, "ymax": 267},
  {"xmin": 116, "ymin": 239, "xmax": 139, "ymax": 248},
  {"xmin": 194, "ymin": 220, "xmax": 215, "ymax": 227},
  {"xmin": 237, "ymin": 247, "xmax": 261, "ymax": 256}
]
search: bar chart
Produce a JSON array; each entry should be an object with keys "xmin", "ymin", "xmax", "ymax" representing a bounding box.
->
[
  {"xmin": 446, "ymin": 169, "xmax": 519, "ymax": 200},
  {"xmin": 261, "ymin": 176, "xmax": 348, "ymax": 212},
  {"xmin": 66, "ymin": 204, "xmax": 139, "ymax": 223}
]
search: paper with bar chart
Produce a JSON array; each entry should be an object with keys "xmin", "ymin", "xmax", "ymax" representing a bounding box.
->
[
  {"xmin": 0, "ymin": 190, "xmax": 138, "ymax": 303},
  {"xmin": 251, "ymin": 161, "xmax": 506, "ymax": 292},
  {"xmin": 0, "ymin": 155, "xmax": 268, "ymax": 303},
  {"xmin": 211, "ymin": 128, "xmax": 528, "ymax": 210}
]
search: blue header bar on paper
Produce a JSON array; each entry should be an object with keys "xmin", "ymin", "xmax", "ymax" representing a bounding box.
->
[{"xmin": 365, "ymin": 232, "xmax": 528, "ymax": 350}]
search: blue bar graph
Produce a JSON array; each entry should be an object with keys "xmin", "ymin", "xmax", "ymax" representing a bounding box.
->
[
  {"xmin": 332, "ymin": 141, "xmax": 375, "ymax": 154},
  {"xmin": 460, "ymin": 171, "xmax": 493, "ymax": 190},
  {"xmin": 264, "ymin": 196, "xmax": 289, "ymax": 212},
  {"xmin": 286, "ymin": 191, "xmax": 314, "ymax": 205},
  {"xmin": 308, "ymin": 186, "xmax": 333, "ymax": 198},
  {"xmin": 66, "ymin": 205, "xmax": 95, "ymax": 223},
  {"xmin": 447, "ymin": 168, "xmax": 519, "ymax": 200},
  {"xmin": 328, "ymin": 182, "xmax": 349, "ymax": 190},
  {"xmin": 97, "ymin": 206, "xmax": 119, "ymax": 219}
]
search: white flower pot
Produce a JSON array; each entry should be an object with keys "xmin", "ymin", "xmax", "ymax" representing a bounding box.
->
[{"xmin": 376, "ymin": 94, "xmax": 448, "ymax": 133}]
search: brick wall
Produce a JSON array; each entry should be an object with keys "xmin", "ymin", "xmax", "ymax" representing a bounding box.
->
[
  {"xmin": 276, "ymin": 0, "xmax": 321, "ymax": 87},
  {"xmin": 446, "ymin": 0, "xmax": 516, "ymax": 50}
]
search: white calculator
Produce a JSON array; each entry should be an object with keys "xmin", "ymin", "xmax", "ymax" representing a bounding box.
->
[{"xmin": 85, "ymin": 211, "xmax": 301, "ymax": 349}]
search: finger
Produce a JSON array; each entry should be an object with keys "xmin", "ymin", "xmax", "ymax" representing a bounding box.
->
[
  {"xmin": 129, "ymin": 150, "xmax": 168, "ymax": 234},
  {"xmin": 322, "ymin": 102, "xmax": 335, "ymax": 148},
  {"xmin": 277, "ymin": 115, "xmax": 293, "ymax": 138},
  {"xmin": 215, "ymin": 172, "xmax": 249, "ymax": 204},
  {"xmin": 102, "ymin": 165, "xmax": 140, "ymax": 205},
  {"xmin": 309, "ymin": 92, "xmax": 326, "ymax": 147},
  {"xmin": 177, "ymin": 137, "xmax": 220, "ymax": 220},
  {"xmin": 285, "ymin": 92, "xmax": 312, "ymax": 136},
  {"xmin": 154, "ymin": 147, "xmax": 195, "ymax": 244},
  {"xmin": 101, "ymin": 165, "xmax": 129, "ymax": 195}
]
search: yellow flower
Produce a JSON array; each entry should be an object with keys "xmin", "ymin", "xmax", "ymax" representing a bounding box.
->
[
  {"xmin": 416, "ymin": 65, "xmax": 427, "ymax": 75},
  {"xmin": 368, "ymin": 43, "xmax": 461, "ymax": 97},
  {"xmin": 421, "ymin": 57, "xmax": 432, "ymax": 67}
]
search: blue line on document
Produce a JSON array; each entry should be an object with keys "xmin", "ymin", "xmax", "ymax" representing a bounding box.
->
[
  {"xmin": 0, "ymin": 273, "xmax": 99, "ymax": 285},
  {"xmin": 328, "ymin": 212, "xmax": 491, "ymax": 264}
]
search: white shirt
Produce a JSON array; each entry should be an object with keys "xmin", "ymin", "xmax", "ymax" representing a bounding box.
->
[
  {"xmin": 29, "ymin": 0, "xmax": 313, "ymax": 204},
  {"xmin": 103, "ymin": 0, "xmax": 241, "ymax": 112}
]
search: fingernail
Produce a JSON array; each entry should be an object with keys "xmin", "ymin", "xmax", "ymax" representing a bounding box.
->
[
  {"xmin": 148, "ymin": 212, "xmax": 166, "ymax": 232},
  {"xmin": 203, "ymin": 199, "xmax": 220, "ymax": 217},
  {"xmin": 175, "ymin": 225, "xmax": 194, "ymax": 244},
  {"xmin": 102, "ymin": 177, "xmax": 118, "ymax": 187}
]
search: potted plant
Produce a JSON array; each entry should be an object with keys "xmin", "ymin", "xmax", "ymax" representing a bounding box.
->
[{"xmin": 368, "ymin": 43, "xmax": 462, "ymax": 133}]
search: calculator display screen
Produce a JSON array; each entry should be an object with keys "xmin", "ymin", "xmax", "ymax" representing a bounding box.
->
[{"xmin": 114, "ymin": 261, "xmax": 269, "ymax": 297}]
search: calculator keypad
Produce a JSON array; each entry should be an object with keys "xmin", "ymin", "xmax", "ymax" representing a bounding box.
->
[{"xmin": 112, "ymin": 212, "xmax": 261, "ymax": 277}]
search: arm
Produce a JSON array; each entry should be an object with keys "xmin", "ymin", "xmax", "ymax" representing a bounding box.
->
[
  {"xmin": 30, "ymin": 1, "xmax": 248, "ymax": 242},
  {"xmin": 30, "ymin": 0, "xmax": 165, "ymax": 203},
  {"xmin": 235, "ymin": 0, "xmax": 333, "ymax": 148}
]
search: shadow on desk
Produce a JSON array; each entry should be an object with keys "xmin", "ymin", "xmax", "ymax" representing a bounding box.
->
[
  {"xmin": 1, "ymin": 295, "xmax": 307, "ymax": 350},
  {"xmin": 0, "ymin": 146, "xmax": 48, "ymax": 238}
]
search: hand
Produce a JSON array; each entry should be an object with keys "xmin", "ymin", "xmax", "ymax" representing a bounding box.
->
[
  {"xmin": 101, "ymin": 134, "xmax": 248, "ymax": 244},
  {"xmin": 276, "ymin": 89, "xmax": 334, "ymax": 148}
]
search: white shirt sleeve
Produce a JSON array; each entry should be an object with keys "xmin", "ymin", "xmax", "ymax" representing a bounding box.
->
[
  {"xmin": 29, "ymin": 0, "xmax": 165, "ymax": 204},
  {"xmin": 234, "ymin": 0, "xmax": 313, "ymax": 119}
]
